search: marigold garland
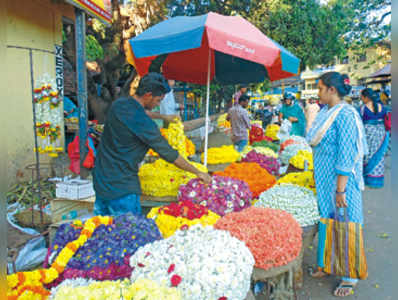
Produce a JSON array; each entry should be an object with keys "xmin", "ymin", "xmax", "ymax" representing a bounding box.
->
[
  {"xmin": 217, "ymin": 113, "xmax": 231, "ymax": 129},
  {"xmin": 214, "ymin": 162, "xmax": 276, "ymax": 198},
  {"xmin": 7, "ymin": 216, "xmax": 112, "ymax": 300},
  {"xmin": 147, "ymin": 200, "xmax": 220, "ymax": 238},
  {"xmin": 201, "ymin": 145, "xmax": 240, "ymax": 164},
  {"xmin": 277, "ymin": 171, "xmax": 316, "ymax": 194},
  {"xmin": 264, "ymin": 124, "xmax": 280, "ymax": 141},
  {"xmin": 214, "ymin": 207, "xmax": 302, "ymax": 270}
]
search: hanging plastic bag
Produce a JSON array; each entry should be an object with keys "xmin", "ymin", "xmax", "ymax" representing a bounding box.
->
[
  {"xmin": 277, "ymin": 119, "xmax": 292, "ymax": 142},
  {"xmin": 15, "ymin": 236, "xmax": 47, "ymax": 272}
]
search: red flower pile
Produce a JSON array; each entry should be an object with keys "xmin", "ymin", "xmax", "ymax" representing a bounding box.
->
[
  {"xmin": 249, "ymin": 125, "xmax": 273, "ymax": 145},
  {"xmin": 214, "ymin": 207, "xmax": 302, "ymax": 270},
  {"xmin": 159, "ymin": 200, "xmax": 209, "ymax": 220}
]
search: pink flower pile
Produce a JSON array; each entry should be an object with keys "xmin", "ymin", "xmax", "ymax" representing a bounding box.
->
[
  {"xmin": 241, "ymin": 150, "xmax": 280, "ymax": 175},
  {"xmin": 215, "ymin": 207, "xmax": 302, "ymax": 270},
  {"xmin": 178, "ymin": 175, "xmax": 252, "ymax": 216}
]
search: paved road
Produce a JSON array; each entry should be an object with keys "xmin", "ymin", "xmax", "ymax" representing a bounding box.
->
[{"xmin": 299, "ymin": 155, "xmax": 396, "ymax": 299}]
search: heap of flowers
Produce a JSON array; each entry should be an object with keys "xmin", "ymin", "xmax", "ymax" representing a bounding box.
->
[
  {"xmin": 279, "ymin": 135, "xmax": 309, "ymax": 153},
  {"xmin": 241, "ymin": 150, "xmax": 280, "ymax": 176},
  {"xmin": 240, "ymin": 146, "xmax": 278, "ymax": 159},
  {"xmin": 185, "ymin": 137, "xmax": 196, "ymax": 156},
  {"xmin": 255, "ymin": 184, "xmax": 320, "ymax": 227},
  {"xmin": 178, "ymin": 175, "xmax": 252, "ymax": 216},
  {"xmin": 44, "ymin": 213, "xmax": 161, "ymax": 283},
  {"xmin": 217, "ymin": 113, "xmax": 231, "ymax": 129},
  {"xmin": 249, "ymin": 125, "xmax": 273, "ymax": 144},
  {"xmin": 277, "ymin": 171, "xmax": 316, "ymax": 194},
  {"xmin": 289, "ymin": 150, "xmax": 314, "ymax": 170},
  {"xmin": 130, "ymin": 224, "xmax": 254, "ymax": 300},
  {"xmin": 280, "ymin": 143, "xmax": 312, "ymax": 165},
  {"xmin": 139, "ymin": 159, "xmax": 207, "ymax": 197},
  {"xmin": 252, "ymin": 140, "xmax": 280, "ymax": 153},
  {"xmin": 7, "ymin": 216, "xmax": 112, "ymax": 300},
  {"xmin": 264, "ymin": 124, "xmax": 280, "ymax": 141},
  {"xmin": 147, "ymin": 200, "xmax": 220, "ymax": 238},
  {"xmin": 201, "ymin": 145, "xmax": 240, "ymax": 165},
  {"xmin": 50, "ymin": 278, "xmax": 181, "ymax": 300},
  {"xmin": 214, "ymin": 162, "xmax": 276, "ymax": 198},
  {"xmin": 214, "ymin": 207, "xmax": 302, "ymax": 270}
]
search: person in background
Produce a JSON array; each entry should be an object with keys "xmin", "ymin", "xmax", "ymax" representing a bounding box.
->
[
  {"xmin": 93, "ymin": 73, "xmax": 211, "ymax": 216},
  {"xmin": 63, "ymin": 96, "xmax": 79, "ymax": 119},
  {"xmin": 233, "ymin": 85, "xmax": 248, "ymax": 106},
  {"xmin": 227, "ymin": 94, "xmax": 251, "ymax": 152},
  {"xmin": 304, "ymin": 97, "xmax": 320, "ymax": 134},
  {"xmin": 159, "ymin": 79, "xmax": 182, "ymax": 127},
  {"xmin": 307, "ymin": 72, "xmax": 368, "ymax": 297},
  {"xmin": 359, "ymin": 88, "xmax": 390, "ymax": 188},
  {"xmin": 279, "ymin": 92, "xmax": 306, "ymax": 136}
]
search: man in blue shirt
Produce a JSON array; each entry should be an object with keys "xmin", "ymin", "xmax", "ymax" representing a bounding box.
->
[{"xmin": 93, "ymin": 73, "xmax": 211, "ymax": 216}]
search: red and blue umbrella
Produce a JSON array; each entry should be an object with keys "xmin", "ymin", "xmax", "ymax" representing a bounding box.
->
[
  {"xmin": 128, "ymin": 12, "xmax": 300, "ymax": 85},
  {"xmin": 128, "ymin": 12, "xmax": 300, "ymax": 165}
]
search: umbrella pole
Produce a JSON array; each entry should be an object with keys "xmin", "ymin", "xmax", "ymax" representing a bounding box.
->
[{"xmin": 204, "ymin": 49, "xmax": 211, "ymax": 167}]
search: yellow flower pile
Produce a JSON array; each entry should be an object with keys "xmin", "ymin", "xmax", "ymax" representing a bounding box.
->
[
  {"xmin": 265, "ymin": 124, "xmax": 280, "ymax": 141},
  {"xmin": 148, "ymin": 121, "xmax": 195, "ymax": 158},
  {"xmin": 277, "ymin": 171, "xmax": 316, "ymax": 194},
  {"xmin": 147, "ymin": 206, "xmax": 220, "ymax": 238},
  {"xmin": 139, "ymin": 159, "xmax": 207, "ymax": 197},
  {"xmin": 52, "ymin": 278, "xmax": 181, "ymax": 300},
  {"xmin": 201, "ymin": 145, "xmax": 240, "ymax": 164},
  {"xmin": 240, "ymin": 146, "xmax": 278, "ymax": 159},
  {"xmin": 217, "ymin": 113, "xmax": 231, "ymax": 129},
  {"xmin": 289, "ymin": 150, "xmax": 314, "ymax": 170}
]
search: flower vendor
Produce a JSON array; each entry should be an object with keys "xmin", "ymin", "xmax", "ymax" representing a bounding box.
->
[
  {"xmin": 226, "ymin": 94, "xmax": 251, "ymax": 152},
  {"xmin": 93, "ymin": 73, "xmax": 211, "ymax": 216},
  {"xmin": 278, "ymin": 92, "xmax": 306, "ymax": 136}
]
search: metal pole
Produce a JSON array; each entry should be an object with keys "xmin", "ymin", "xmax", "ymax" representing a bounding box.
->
[
  {"xmin": 203, "ymin": 49, "xmax": 211, "ymax": 167},
  {"xmin": 75, "ymin": 8, "xmax": 89, "ymax": 179},
  {"xmin": 184, "ymin": 83, "xmax": 187, "ymax": 121},
  {"xmin": 29, "ymin": 49, "xmax": 43, "ymax": 225}
]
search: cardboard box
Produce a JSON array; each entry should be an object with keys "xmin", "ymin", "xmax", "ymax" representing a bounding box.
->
[
  {"xmin": 50, "ymin": 196, "xmax": 95, "ymax": 223},
  {"xmin": 56, "ymin": 179, "xmax": 95, "ymax": 200}
]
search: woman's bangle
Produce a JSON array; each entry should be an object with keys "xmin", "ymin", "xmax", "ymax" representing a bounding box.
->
[{"xmin": 336, "ymin": 189, "xmax": 346, "ymax": 195}]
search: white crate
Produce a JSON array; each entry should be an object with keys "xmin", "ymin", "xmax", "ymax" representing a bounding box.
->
[{"xmin": 56, "ymin": 179, "xmax": 95, "ymax": 200}]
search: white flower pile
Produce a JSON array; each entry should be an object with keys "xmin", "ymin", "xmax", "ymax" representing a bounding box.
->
[
  {"xmin": 280, "ymin": 143, "xmax": 312, "ymax": 165},
  {"xmin": 130, "ymin": 224, "xmax": 254, "ymax": 300},
  {"xmin": 255, "ymin": 184, "xmax": 320, "ymax": 227}
]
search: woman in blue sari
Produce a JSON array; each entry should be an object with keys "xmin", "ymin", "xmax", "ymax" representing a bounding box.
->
[
  {"xmin": 359, "ymin": 88, "xmax": 390, "ymax": 188},
  {"xmin": 279, "ymin": 93, "xmax": 306, "ymax": 136},
  {"xmin": 307, "ymin": 72, "xmax": 368, "ymax": 297}
]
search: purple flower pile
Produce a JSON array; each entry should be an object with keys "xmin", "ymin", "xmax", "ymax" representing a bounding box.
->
[
  {"xmin": 241, "ymin": 150, "xmax": 280, "ymax": 175},
  {"xmin": 44, "ymin": 213, "xmax": 162, "ymax": 283},
  {"xmin": 178, "ymin": 175, "xmax": 252, "ymax": 216}
]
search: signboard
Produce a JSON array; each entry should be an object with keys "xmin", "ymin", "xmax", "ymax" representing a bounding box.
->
[
  {"xmin": 55, "ymin": 45, "xmax": 64, "ymax": 98},
  {"xmin": 66, "ymin": 0, "xmax": 112, "ymax": 24}
]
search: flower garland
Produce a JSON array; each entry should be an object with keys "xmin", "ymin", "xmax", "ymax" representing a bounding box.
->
[
  {"xmin": 241, "ymin": 150, "xmax": 280, "ymax": 176},
  {"xmin": 249, "ymin": 125, "xmax": 272, "ymax": 145},
  {"xmin": 277, "ymin": 171, "xmax": 316, "ymax": 194},
  {"xmin": 214, "ymin": 162, "xmax": 276, "ymax": 198},
  {"xmin": 147, "ymin": 200, "xmax": 220, "ymax": 238},
  {"xmin": 289, "ymin": 150, "xmax": 314, "ymax": 170},
  {"xmin": 185, "ymin": 137, "xmax": 196, "ymax": 156},
  {"xmin": 217, "ymin": 113, "xmax": 231, "ymax": 129},
  {"xmin": 178, "ymin": 175, "xmax": 252, "ymax": 216},
  {"xmin": 44, "ymin": 213, "xmax": 161, "ymax": 283},
  {"xmin": 201, "ymin": 145, "xmax": 240, "ymax": 164},
  {"xmin": 264, "ymin": 124, "xmax": 280, "ymax": 141},
  {"xmin": 33, "ymin": 76, "xmax": 64, "ymax": 157},
  {"xmin": 240, "ymin": 146, "xmax": 278, "ymax": 159},
  {"xmin": 252, "ymin": 140, "xmax": 280, "ymax": 153},
  {"xmin": 255, "ymin": 184, "xmax": 320, "ymax": 227},
  {"xmin": 7, "ymin": 216, "xmax": 112, "ymax": 300},
  {"xmin": 214, "ymin": 207, "xmax": 302, "ymax": 270},
  {"xmin": 139, "ymin": 159, "xmax": 207, "ymax": 197},
  {"xmin": 130, "ymin": 224, "xmax": 254, "ymax": 300},
  {"xmin": 50, "ymin": 278, "xmax": 181, "ymax": 300}
]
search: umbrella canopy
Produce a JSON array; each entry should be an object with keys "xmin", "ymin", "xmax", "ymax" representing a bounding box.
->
[
  {"xmin": 128, "ymin": 12, "xmax": 300, "ymax": 84},
  {"xmin": 367, "ymin": 64, "xmax": 391, "ymax": 78}
]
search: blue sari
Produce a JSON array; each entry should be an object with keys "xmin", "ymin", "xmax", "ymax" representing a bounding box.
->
[{"xmin": 360, "ymin": 105, "xmax": 389, "ymax": 188}]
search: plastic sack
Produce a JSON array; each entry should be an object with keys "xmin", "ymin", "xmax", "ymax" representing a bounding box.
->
[
  {"xmin": 277, "ymin": 119, "xmax": 292, "ymax": 142},
  {"xmin": 15, "ymin": 236, "xmax": 47, "ymax": 272}
]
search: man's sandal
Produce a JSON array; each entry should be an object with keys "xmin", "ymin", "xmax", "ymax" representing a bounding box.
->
[{"xmin": 333, "ymin": 281, "xmax": 356, "ymax": 297}]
